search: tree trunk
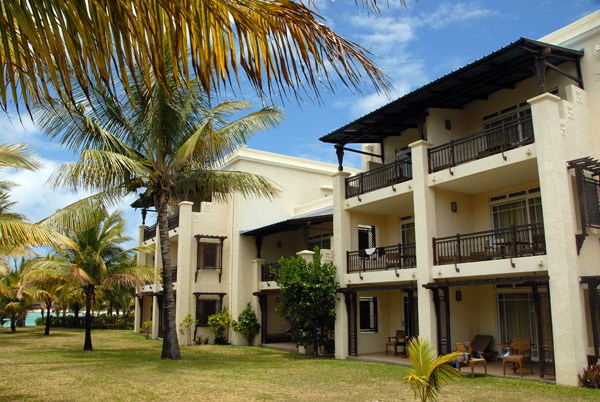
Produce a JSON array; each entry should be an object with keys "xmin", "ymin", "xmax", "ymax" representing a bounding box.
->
[
  {"xmin": 156, "ymin": 192, "xmax": 181, "ymax": 360},
  {"xmin": 74, "ymin": 302, "xmax": 80, "ymax": 328},
  {"xmin": 10, "ymin": 315, "xmax": 16, "ymax": 332},
  {"xmin": 44, "ymin": 301, "xmax": 52, "ymax": 336},
  {"xmin": 84, "ymin": 287, "xmax": 94, "ymax": 351}
]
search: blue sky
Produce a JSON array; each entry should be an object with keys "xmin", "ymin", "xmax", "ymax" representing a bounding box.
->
[{"xmin": 0, "ymin": 0, "xmax": 598, "ymax": 248}]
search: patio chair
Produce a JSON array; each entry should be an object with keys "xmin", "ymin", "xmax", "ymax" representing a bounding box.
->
[
  {"xmin": 456, "ymin": 342, "xmax": 487, "ymax": 378},
  {"xmin": 520, "ymin": 233, "xmax": 546, "ymax": 256},
  {"xmin": 470, "ymin": 334, "xmax": 497, "ymax": 361},
  {"xmin": 385, "ymin": 330, "xmax": 407, "ymax": 357},
  {"xmin": 502, "ymin": 338, "xmax": 533, "ymax": 377}
]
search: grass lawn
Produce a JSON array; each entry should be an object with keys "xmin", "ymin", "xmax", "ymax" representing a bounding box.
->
[{"xmin": 0, "ymin": 327, "xmax": 597, "ymax": 402}]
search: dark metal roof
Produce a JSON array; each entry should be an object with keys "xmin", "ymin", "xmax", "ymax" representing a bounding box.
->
[
  {"xmin": 240, "ymin": 214, "xmax": 332, "ymax": 237},
  {"xmin": 320, "ymin": 38, "xmax": 583, "ymax": 145}
]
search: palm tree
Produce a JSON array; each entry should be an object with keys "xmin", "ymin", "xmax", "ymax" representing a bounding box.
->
[
  {"xmin": 0, "ymin": 143, "xmax": 73, "ymax": 252},
  {"xmin": 21, "ymin": 255, "xmax": 73, "ymax": 335},
  {"xmin": 35, "ymin": 61, "xmax": 285, "ymax": 360},
  {"xmin": 403, "ymin": 337, "xmax": 462, "ymax": 402},
  {"xmin": 0, "ymin": 0, "xmax": 394, "ymax": 114},
  {"xmin": 0, "ymin": 259, "xmax": 37, "ymax": 332},
  {"xmin": 25, "ymin": 210, "xmax": 155, "ymax": 350}
]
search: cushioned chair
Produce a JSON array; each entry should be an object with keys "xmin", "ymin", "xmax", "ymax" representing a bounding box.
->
[
  {"xmin": 456, "ymin": 342, "xmax": 487, "ymax": 378},
  {"xmin": 470, "ymin": 334, "xmax": 497, "ymax": 362},
  {"xmin": 385, "ymin": 330, "xmax": 407, "ymax": 357},
  {"xmin": 502, "ymin": 338, "xmax": 533, "ymax": 377}
]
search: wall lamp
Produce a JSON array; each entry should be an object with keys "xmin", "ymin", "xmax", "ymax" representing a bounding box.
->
[{"xmin": 451, "ymin": 201, "xmax": 458, "ymax": 213}]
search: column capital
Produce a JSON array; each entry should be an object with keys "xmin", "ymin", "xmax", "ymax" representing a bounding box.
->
[
  {"xmin": 409, "ymin": 139, "xmax": 433, "ymax": 149},
  {"xmin": 528, "ymin": 92, "xmax": 561, "ymax": 105}
]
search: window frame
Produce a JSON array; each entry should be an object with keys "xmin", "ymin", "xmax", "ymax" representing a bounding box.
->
[{"xmin": 359, "ymin": 296, "xmax": 378, "ymax": 333}]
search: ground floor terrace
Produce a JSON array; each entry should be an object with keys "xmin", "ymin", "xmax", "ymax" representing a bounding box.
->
[{"xmin": 337, "ymin": 273, "xmax": 600, "ymax": 384}]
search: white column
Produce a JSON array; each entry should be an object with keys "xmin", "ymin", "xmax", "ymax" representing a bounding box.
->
[
  {"xmin": 134, "ymin": 296, "xmax": 141, "ymax": 333},
  {"xmin": 410, "ymin": 140, "xmax": 438, "ymax": 350},
  {"xmin": 175, "ymin": 201, "xmax": 194, "ymax": 345},
  {"xmin": 332, "ymin": 171, "xmax": 352, "ymax": 359},
  {"xmin": 151, "ymin": 295, "xmax": 159, "ymax": 340},
  {"xmin": 529, "ymin": 92, "xmax": 588, "ymax": 386},
  {"xmin": 134, "ymin": 225, "xmax": 147, "ymax": 334}
]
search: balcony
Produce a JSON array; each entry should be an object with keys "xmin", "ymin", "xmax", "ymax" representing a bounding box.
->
[
  {"xmin": 433, "ymin": 223, "xmax": 545, "ymax": 266},
  {"xmin": 261, "ymin": 263, "xmax": 281, "ymax": 282},
  {"xmin": 428, "ymin": 115, "xmax": 533, "ymax": 173},
  {"xmin": 347, "ymin": 243, "xmax": 416, "ymax": 274},
  {"xmin": 143, "ymin": 213, "xmax": 180, "ymax": 241},
  {"xmin": 345, "ymin": 159, "xmax": 412, "ymax": 199}
]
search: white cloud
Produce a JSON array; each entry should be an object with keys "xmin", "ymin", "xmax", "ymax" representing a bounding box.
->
[{"xmin": 420, "ymin": 3, "xmax": 496, "ymax": 30}]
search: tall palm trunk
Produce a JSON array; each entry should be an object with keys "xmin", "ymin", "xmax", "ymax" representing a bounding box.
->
[
  {"xmin": 10, "ymin": 314, "xmax": 16, "ymax": 332},
  {"xmin": 156, "ymin": 192, "xmax": 181, "ymax": 360},
  {"xmin": 44, "ymin": 301, "xmax": 52, "ymax": 336},
  {"xmin": 84, "ymin": 286, "xmax": 93, "ymax": 351}
]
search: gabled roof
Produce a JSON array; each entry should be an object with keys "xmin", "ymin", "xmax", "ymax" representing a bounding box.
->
[{"xmin": 320, "ymin": 38, "xmax": 583, "ymax": 145}]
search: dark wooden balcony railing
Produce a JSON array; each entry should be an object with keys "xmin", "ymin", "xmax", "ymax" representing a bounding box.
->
[
  {"xmin": 345, "ymin": 159, "xmax": 412, "ymax": 199},
  {"xmin": 261, "ymin": 263, "xmax": 281, "ymax": 282},
  {"xmin": 428, "ymin": 116, "xmax": 533, "ymax": 173},
  {"xmin": 143, "ymin": 213, "xmax": 180, "ymax": 241},
  {"xmin": 433, "ymin": 223, "xmax": 545, "ymax": 266},
  {"xmin": 347, "ymin": 243, "xmax": 416, "ymax": 274}
]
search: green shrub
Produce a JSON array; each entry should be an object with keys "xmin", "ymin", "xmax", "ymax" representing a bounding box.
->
[
  {"xmin": 179, "ymin": 314, "xmax": 198, "ymax": 344},
  {"xmin": 232, "ymin": 302, "xmax": 260, "ymax": 345},
  {"xmin": 579, "ymin": 365, "xmax": 600, "ymax": 389},
  {"xmin": 140, "ymin": 321, "xmax": 152, "ymax": 339},
  {"xmin": 35, "ymin": 316, "xmax": 45, "ymax": 326},
  {"xmin": 207, "ymin": 307, "xmax": 232, "ymax": 345}
]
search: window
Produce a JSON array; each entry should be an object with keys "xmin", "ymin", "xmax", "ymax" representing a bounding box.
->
[
  {"xmin": 399, "ymin": 215, "xmax": 415, "ymax": 244},
  {"xmin": 307, "ymin": 232, "xmax": 333, "ymax": 251},
  {"xmin": 496, "ymin": 292, "xmax": 539, "ymax": 359},
  {"xmin": 197, "ymin": 242, "xmax": 221, "ymax": 270},
  {"xmin": 358, "ymin": 225, "xmax": 376, "ymax": 250},
  {"xmin": 490, "ymin": 187, "xmax": 543, "ymax": 229},
  {"xmin": 483, "ymin": 102, "xmax": 533, "ymax": 146},
  {"xmin": 195, "ymin": 300, "xmax": 217, "ymax": 326},
  {"xmin": 359, "ymin": 297, "xmax": 378, "ymax": 333}
]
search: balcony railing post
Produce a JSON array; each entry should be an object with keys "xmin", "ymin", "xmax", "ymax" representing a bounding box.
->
[
  {"xmin": 450, "ymin": 139, "xmax": 455, "ymax": 167},
  {"xmin": 510, "ymin": 225, "xmax": 517, "ymax": 258},
  {"xmin": 432, "ymin": 237, "xmax": 437, "ymax": 265},
  {"xmin": 346, "ymin": 250, "xmax": 350, "ymax": 274},
  {"xmin": 456, "ymin": 233, "xmax": 461, "ymax": 263}
]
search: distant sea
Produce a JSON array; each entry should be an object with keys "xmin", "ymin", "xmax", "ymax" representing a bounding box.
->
[{"xmin": 1, "ymin": 311, "xmax": 44, "ymax": 328}]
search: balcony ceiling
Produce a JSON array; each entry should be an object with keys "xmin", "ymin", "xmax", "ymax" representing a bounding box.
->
[{"xmin": 320, "ymin": 38, "xmax": 583, "ymax": 145}]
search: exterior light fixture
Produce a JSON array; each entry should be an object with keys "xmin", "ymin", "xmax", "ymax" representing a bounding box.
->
[
  {"xmin": 445, "ymin": 120, "xmax": 452, "ymax": 130},
  {"xmin": 456, "ymin": 290, "xmax": 462, "ymax": 301},
  {"xmin": 451, "ymin": 201, "xmax": 458, "ymax": 213}
]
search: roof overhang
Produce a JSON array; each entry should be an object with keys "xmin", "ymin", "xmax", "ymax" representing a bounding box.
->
[
  {"xmin": 320, "ymin": 38, "xmax": 583, "ymax": 145},
  {"xmin": 240, "ymin": 214, "xmax": 332, "ymax": 237},
  {"xmin": 422, "ymin": 274, "xmax": 549, "ymax": 289}
]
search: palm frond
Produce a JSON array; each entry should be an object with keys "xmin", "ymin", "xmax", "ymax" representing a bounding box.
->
[
  {"xmin": 0, "ymin": 215, "xmax": 74, "ymax": 249},
  {"xmin": 0, "ymin": 143, "xmax": 41, "ymax": 170},
  {"xmin": 1, "ymin": 0, "xmax": 395, "ymax": 113}
]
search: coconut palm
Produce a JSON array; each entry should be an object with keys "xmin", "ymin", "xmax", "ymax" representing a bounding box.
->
[
  {"xmin": 21, "ymin": 255, "xmax": 73, "ymax": 335},
  {"xmin": 0, "ymin": 143, "xmax": 73, "ymax": 253},
  {"xmin": 0, "ymin": 259, "xmax": 37, "ymax": 332},
  {"xmin": 34, "ymin": 61, "xmax": 284, "ymax": 360},
  {"xmin": 403, "ymin": 337, "xmax": 462, "ymax": 402},
  {"xmin": 25, "ymin": 210, "xmax": 155, "ymax": 350},
  {"xmin": 0, "ymin": 0, "xmax": 394, "ymax": 114}
]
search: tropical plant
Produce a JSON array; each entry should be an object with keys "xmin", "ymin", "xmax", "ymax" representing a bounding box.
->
[
  {"xmin": 0, "ymin": 259, "xmax": 37, "ymax": 332},
  {"xmin": 24, "ymin": 210, "xmax": 155, "ymax": 351},
  {"xmin": 274, "ymin": 248, "xmax": 338, "ymax": 356},
  {"xmin": 179, "ymin": 313, "xmax": 199, "ymax": 345},
  {"xmin": 0, "ymin": 0, "xmax": 393, "ymax": 114},
  {"xmin": 403, "ymin": 337, "xmax": 462, "ymax": 402},
  {"xmin": 579, "ymin": 364, "xmax": 600, "ymax": 389},
  {"xmin": 0, "ymin": 143, "xmax": 72, "ymax": 254},
  {"xmin": 232, "ymin": 302, "xmax": 260, "ymax": 345},
  {"xmin": 34, "ymin": 58, "xmax": 285, "ymax": 360},
  {"xmin": 207, "ymin": 307, "xmax": 233, "ymax": 345},
  {"xmin": 21, "ymin": 255, "xmax": 72, "ymax": 336},
  {"xmin": 140, "ymin": 320, "xmax": 153, "ymax": 340}
]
